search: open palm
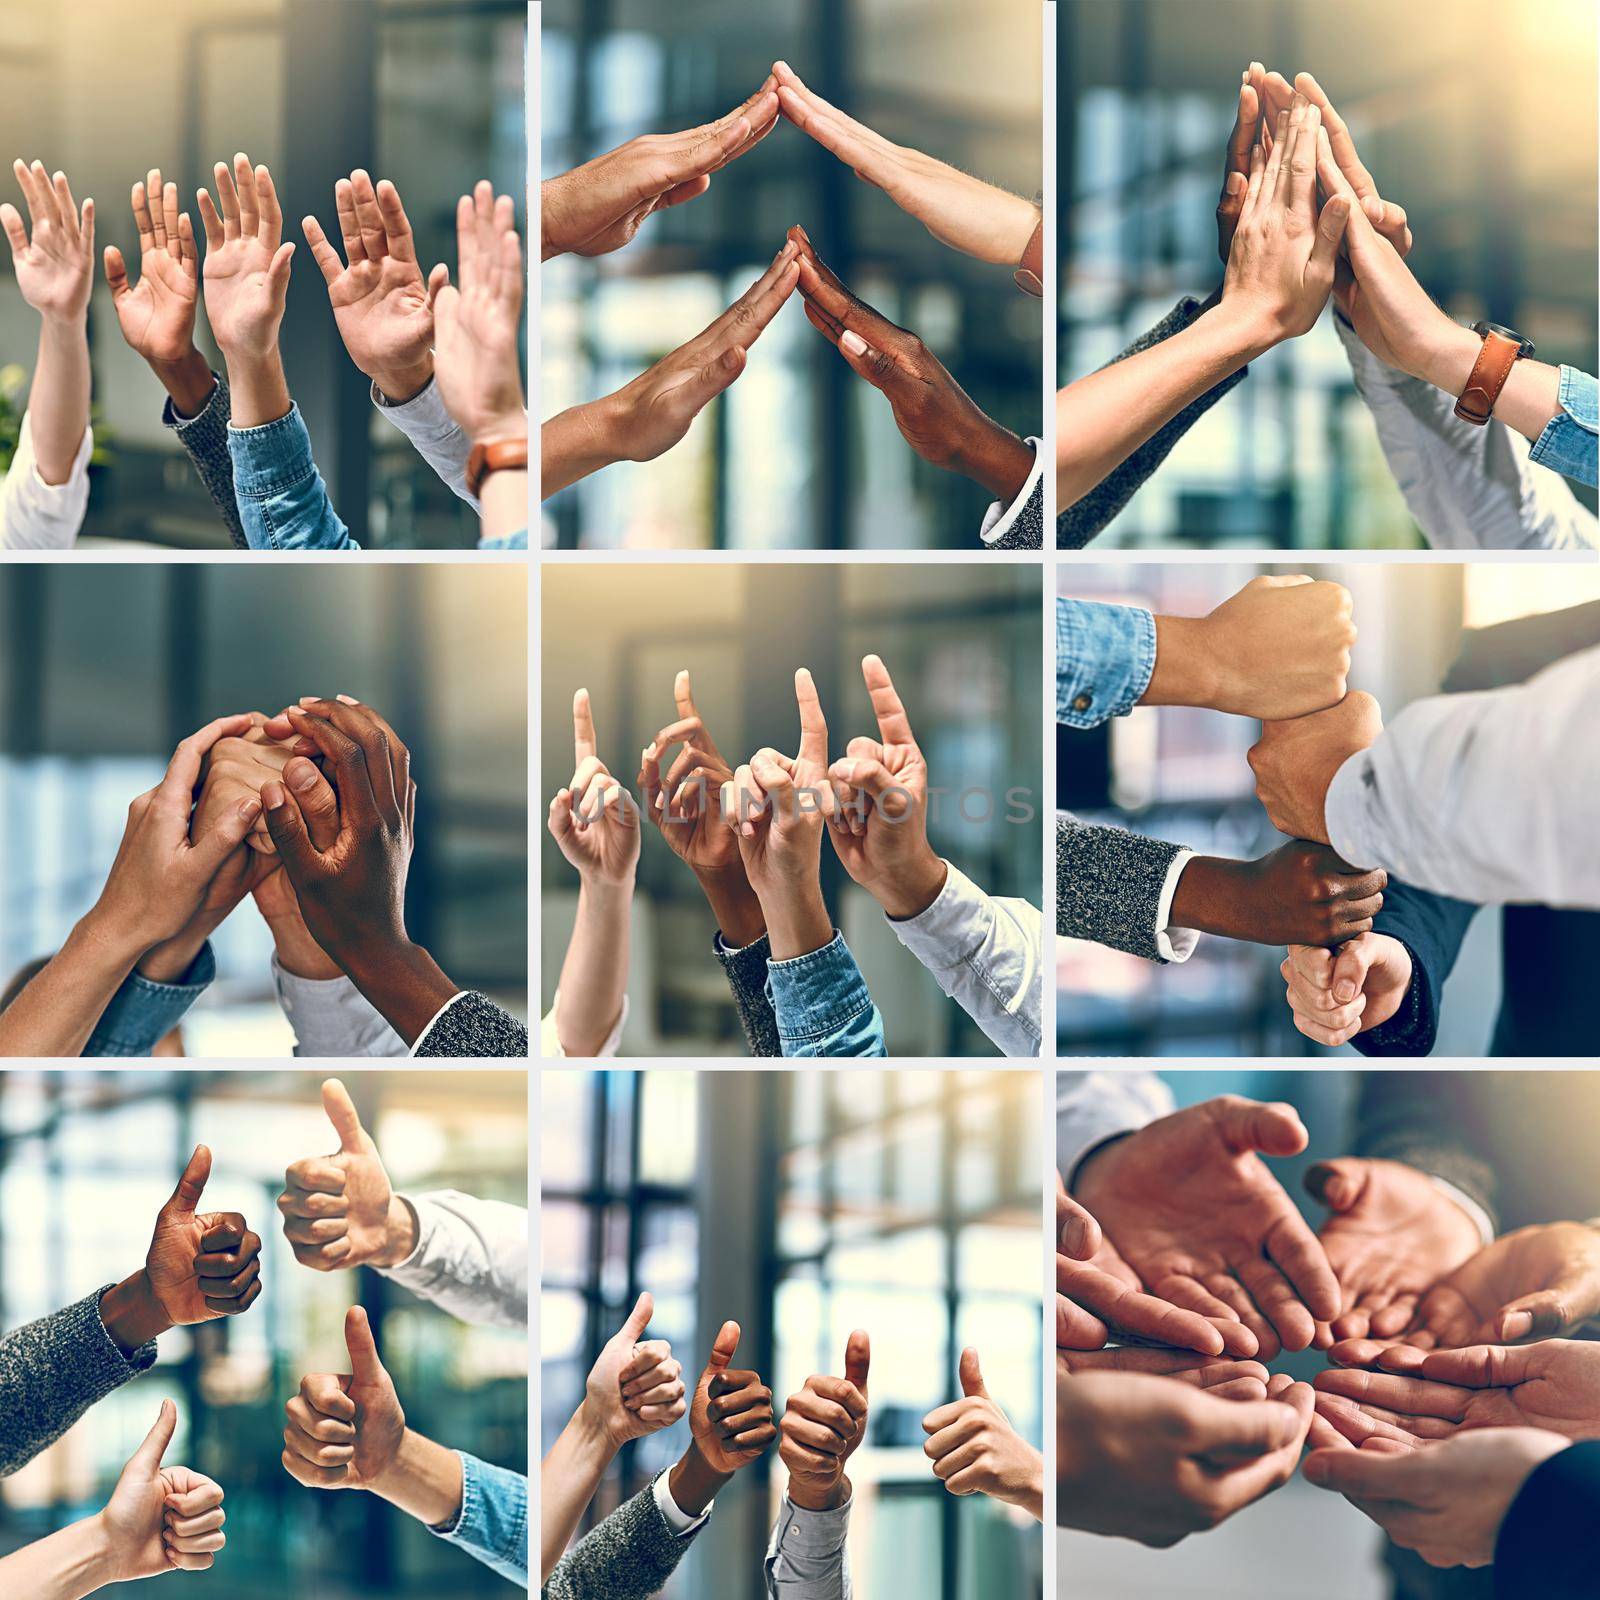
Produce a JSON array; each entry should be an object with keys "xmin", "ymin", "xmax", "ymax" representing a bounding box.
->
[{"xmin": 3, "ymin": 159, "xmax": 93, "ymax": 320}]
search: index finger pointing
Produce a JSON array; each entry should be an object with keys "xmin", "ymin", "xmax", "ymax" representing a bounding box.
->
[
  {"xmin": 860, "ymin": 653, "xmax": 914, "ymax": 746},
  {"xmin": 794, "ymin": 668, "xmax": 827, "ymax": 765},
  {"xmin": 573, "ymin": 688, "xmax": 597, "ymax": 765}
]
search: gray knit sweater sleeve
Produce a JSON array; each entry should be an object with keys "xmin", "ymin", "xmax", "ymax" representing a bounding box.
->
[
  {"xmin": 1057, "ymin": 813, "xmax": 1184, "ymax": 964},
  {"xmin": 162, "ymin": 371, "xmax": 248, "ymax": 549},
  {"xmin": 1, "ymin": 1287, "xmax": 158, "ymax": 1476},
  {"xmin": 1057, "ymin": 296, "xmax": 1248, "ymax": 549},
  {"xmin": 712, "ymin": 931, "xmax": 781, "ymax": 1056},
  {"xmin": 543, "ymin": 1484, "xmax": 703, "ymax": 1600},
  {"xmin": 414, "ymin": 992, "xmax": 530, "ymax": 1058},
  {"xmin": 987, "ymin": 471, "xmax": 1043, "ymax": 550}
]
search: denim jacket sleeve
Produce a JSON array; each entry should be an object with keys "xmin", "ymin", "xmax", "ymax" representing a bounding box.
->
[
  {"xmin": 764, "ymin": 933, "xmax": 886, "ymax": 1057},
  {"xmin": 226, "ymin": 404, "xmax": 359, "ymax": 549},
  {"xmin": 887, "ymin": 862, "xmax": 1040, "ymax": 1056},
  {"xmin": 162, "ymin": 371, "xmax": 248, "ymax": 548},
  {"xmin": 430, "ymin": 1451, "xmax": 526, "ymax": 1588},
  {"xmin": 1528, "ymin": 367, "xmax": 1598, "ymax": 489},
  {"xmin": 84, "ymin": 943, "xmax": 214, "ymax": 1057},
  {"xmin": 1056, "ymin": 597, "xmax": 1156, "ymax": 728},
  {"xmin": 764, "ymin": 1494, "xmax": 852, "ymax": 1599}
]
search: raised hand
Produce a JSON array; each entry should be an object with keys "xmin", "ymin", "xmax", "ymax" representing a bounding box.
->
[
  {"xmin": 1248, "ymin": 690, "xmax": 1383, "ymax": 845},
  {"xmin": 432, "ymin": 195, "xmax": 525, "ymax": 444},
  {"xmin": 282, "ymin": 1306, "xmax": 406, "ymax": 1492},
  {"xmin": 548, "ymin": 689, "xmax": 640, "ymax": 886},
  {"xmin": 2, "ymin": 159, "xmax": 94, "ymax": 322},
  {"xmin": 1305, "ymin": 1157, "xmax": 1481, "ymax": 1342},
  {"xmin": 198, "ymin": 154, "xmax": 294, "ymax": 359},
  {"xmin": 922, "ymin": 1349, "xmax": 1043, "ymax": 1518},
  {"xmin": 1171, "ymin": 842, "xmax": 1387, "ymax": 948},
  {"xmin": 581, "ymin": 1292, "xmax": 687, "ymax": 1448},
  {"xmin": 1074, "ymin": 1097, "xmax": 1341, "ymax": 1359},
  {"xmin": 104, "ymin": 170, "xmax": 200, "ymax": 368},
  {"xmin": 778, "ymin": 1330, "xmax": 871, "ymax": 1511},
  {"xmin": 791, "ymin": 228, "xmax": 1035, "ymax": 501},
  {"xmin": 1294, "ymin": 72, "xmax": 1412, "ymax": 254},
  {"xmin": 98, "ymin": 1401, "xmax": 227, "ymax": 1579},
  {"xmin": 1281, "ymin": 932, "xmax": 1414, "ymax": 1048},
  {"xmin": 638, "ymin": 670, "xmax": 738, "ymax": 873},
  {"xmin": 773, "ymin": 61, "xmax": 1039, "ymax": 267},
  {"xmin": 542, "ymin": 80, "xmax": 779, "ymax": 259},
  {"xmin": 193, "ymin": 720, "xmax": 315, "ymax": 856},
  {"xmin": 1215, "ymin": 64, "xmax": 1266, "ymax": 262},
  {"xmin": 302, "ymin": 170, "xmax": 434, "ymax": 402},
  {"xmin": 278, "ymin": 1079, "xmax": 410, "ymax": 1272},
  {"xmin": 144, "ymin": 1146, "xmax": 264, "ymax": 1327},
  {"xmin": 689, "ymin": 1322, "xmax": 778, "ymax": 1474}
]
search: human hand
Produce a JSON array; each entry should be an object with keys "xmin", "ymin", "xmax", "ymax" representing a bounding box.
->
[
  {"xmin": 97, "ymin": 1400, "xmax": 227, "ymax": 1579},
  {"xmin": 1146, "ymin": 574, "xmax": 1355, "ymax": 719},
  {"xmin": 282, "ymin": 1306, "xmax": 407, "ymax": 1493},
  {"xmin": 1303, "ymin": 1425, "xmax": 1570, "ymax": 1570},
  {"xmin": 1215, "ymin": 63, "xmax": 1266, "ymax": 263},
  {"xmin": 638, "ymin": 670, "xmax": 738, "ymax": 873},
  {"xmin": 720, "ymin": 668, "xmax": 837, "ymax": 959},
  {"xmin": 575, "ymin": 1292, "xmax": 687, "ymax": 1449},
  {"xmin": 1219, "ymin": 96, "xmax": 1349, "ymax": 345},
  {"xmin": 277, "ymin": 1079, "xmax": 411, "ymax": 1272},
  {"xmin": 689, "ymin": 1321, "xmax": 778, "ymax": 1474},
  {"xmin": 104, "ymin": 170, "xmax": 200, "ymax": 369},
  {"xmin": 2, "ymin": 159, "xmax": 94, "ymax": 323},
  {"xmin": 194, "ymin": 720, "xmax": 316, "ymax": 857},
  {"xmin": 548, "ymin": 689, "xmax": 641, "ymax": 887},
  {"xmin": 1056, "ymin": 1345, "xmax": 1271, "ymax": 1402},
  {"xmin": 1073, "ymin": 1096, "xmax": 1341, "ymax": 1358},
  {"xmin": 773, "ymin": 61, "xmax": 1039, "ymax": 266},
  {"xmin": 302, "ymin": 170, "xmax": 435, "ymax": 402},
  {"xmin": 542, "ymin": 80, "xmax": 779, "ymax": 259},
  {"xmin": 1247, "ymin": 691, "xmax": 1383, "ymax": 845},
  {"xmin": 143, "ymin": 1146, "xmax": 263, "ymax": 1327},
  {"xmin": 432, "ymin": 197, "xmax": 525, "ymax": 443},
  {"xmin": 778, "ymin": 1330, "xmax": 871, "ymax": 1511},
  {"xmin": 1293, "ymin": 73, "xmax": 1411, "ymax": 251},
  {"xmin": 825, "ymin": 654, "xmax": 947, "ymax": 921},
  {"xmin": 791, "ymin": 229, "xmax": 1036, "ymax": 501},
  {"xmin": 1171, "ymin": 842, "xmax": 1386, "ymax": 948},
  {"xmin": 1057, "ymin": 1369, "xmax": 1312, "ymax": 1545},
  {"xmin": 198, "ymin": 155, "xmax": 294, "ymax": 358},
  {"xmin": 1305, "ymin": 1157, "xmax": 1482, "ymax": 1342},
  {"xmin": 923, "ymin": 1349, "xmax": 1043, "ymax": 1517},
  {"xmin": 1281, "ymin": 932, "xmax": 1413, "ymax": 1048}
]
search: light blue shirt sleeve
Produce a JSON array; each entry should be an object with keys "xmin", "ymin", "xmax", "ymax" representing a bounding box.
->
[
  {"xmin": 1528, "ymin": 367, "xmax": 1598, "ymax": 489},
  {"xmin": 83, "ymin": 943, "xmax": 213, "ymax": 1057},
  {"xmin": 226, "ymin": 403, "xmax": 359, "ymax": 550},
  {"xmin": 1056, "ymin": 597, "xmax": 1157, "ymax": 729},
  {"xmin": 430, "ymin": 1451, "xmax": 526, "ymax": 1588},
  {"xmin": 764, "ymin": 1494, "xmax": 852, "ymax": 1599},
  {"xmin": 765, "ymin": 932, "xmax": 886, "ymax": 1057}
]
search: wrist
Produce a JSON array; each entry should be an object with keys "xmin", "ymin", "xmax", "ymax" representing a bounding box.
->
[
  {"xmin": 222, "ymin": 345, "xmax": 292, "ymax": 429},
  {"xmin": 954, "ymin": 422, "xmax": 1035, "ymax": 503},
  {"xmin": 372, "ymin": 1428, "xmax": 463, "ymax": 1529},
  {"xmin": 371, "ymin": 1194, "xmax": 419, "ymax": 1268},
  {"xmin": 1168, "ymin": 855, "xmax": 1235, "ymax": 938},
  {"xmin": 263, "ymin": 915, "xmax": 344, "ymax": 982},
  {"xmin": 539, "ymin": 176, "xmax": 574, "ymax": 262},
  {"xmin": 1145, "ymin": 614, "xmax": 1219, "ymax": 708},
  {"xmin": 541, "ymin": 398, "xmax": 625, "ymax": 497},
  {"xmin": 787, "ymin": 1472, "xmax": 849, "ymax": 1512},
  {"xmin": 74, "ymin": 904, "xmax": 151, "ymax": 973},
  {"xmin": 137, "ymin": 920, "xmax": 215, "ymax": 984},
  {"xmin": 759, "ymin": 879, "xmax": 833, "ymax": 962},
  {"xmin": 1201, "ymin": 296, "xmax": 1279, "ymax": 363},
  {"xmin": 470, "ymin": 407, "xmax": 527, "ymax": 449},
  {"xmin": 575, "ymin": 1394, "xmax": 628, "ymax": 1455},
  {"xmin": 1412, "ymin": 317, "xmax": 1482, "ymax": 394},
  {"xmin": 371, "ymin": 359, "xmax": 434, "ymax": 407},
  {"xmin": 578, "ymin": 868, "xmax": 637, "ymax": 902},
  {"xmin": 100, "ymin": 1269, "xmax": 172, "ymax": 1353},
  {"xmin": 148, "ymin": 347, "xmax": 216, "ymax": 418},
  {"xmin": 694, "ymin": 863, "xmax": 766, "ymax": 948},
  {"xmin": 669, "ymin": 1440, "xmax": 735, "ymax": 1517},
  {"xmin": 39, "ymin": 307, "xmax": 89, "ymax": 335},
  {"xmin": 875, "ymin": 851, "xmax": 948, "ymax": 922},
  {"xmin": 343, "ymin": 938, "xmax": 460, "ymax": 1048}
]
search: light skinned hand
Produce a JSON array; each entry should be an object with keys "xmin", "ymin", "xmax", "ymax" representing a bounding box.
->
[
  {"xmin": 923, "ymin": 1348, "xmax": 1043, "ymax": 1518},
  {"xmin": 638, "ymin": 670, "xmax": 739, "ymax": 875},
  {"xmin": 281, "ymin": 1306, "xmax": 406, "ymax": 1491},
  {"xmin": 432, "ymin": 200, "xmax": 525, "ymax": 444},
  {"xmin": 549, "ymin": 689, "xmax": 640, "ymax": 887},
  {"xmin": 773, "ymin": 61, "xmax": 1038, "ymax": 265},
  {"xmin": 690, "ymin": 1321, "xmax": 778, "ymax": 1474},
  {"xmin": 104, "ymin": 171, "xmax": 198, "ymax": 365},
  {"xmin": 1294, "ymin": 72, "xmax": 1412, "ymax": 253},
  {"xmin": 98, "ymin": 1400, "xmax": 228, "ymax": 1578},
  {"xmin": 1247, "ymin": 690, "xmax": 1383, "ymax": 845},
  {"xmin": 1305, "ymin": 1157, "xmax": 1481, "ymax": 1343},
  {"xmin": 1057, "ymin": 1345, "xmax": 1271, "ymax": 1403},
  {"xmin": 542, "ymin": 80, "xmax": 779, "ymax": 258},
  {"xmin": 1303, "ymin": 1425, "xmax": 1569, "ymax": 1570},
  {"xmin": 193, "ymin": 721, "xmax": 316, "ymax": 856},
  {"xmin": 1073, "ymin": 1096, "xmax": 1342, "ymax": 1359},
  {"xmin": 590, "ymin": 1294, "xmax": 687, "ymax": 1447},
  {"xmin": 1057, "ymin": 1369, "xmax": 1312, "ymax": 1545},
  {"xmin": 198, "ymin": 154, "xmax": 294, "ymax": 357},
  {"xmin": 2, "ymin": 159, "xmax": 94, "ymax": 322},
  {"xmin": 779, "ymin": 1330, "xmax": 871, "ymax": 1512},
  {"xmin": 144, "ymin": 1146, "xmax": 264, "ymax": 1327},
  {"xmin": 1281, "ymin": 932, "xmax": 1413, "ymax": 1048},
  {"xmin": 1145, "ymin": 574, "xmax": 1356, "ymax": 720}
]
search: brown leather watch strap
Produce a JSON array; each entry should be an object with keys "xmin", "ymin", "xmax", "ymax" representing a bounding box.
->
[
  {"xmin": 467, "ymin": 435, "xmax": 528, "ymax": 497},
  {"xmin": 1453, "ymin": 330, "xmax": 1524, "ymax": 425},
  {"xmin": 1014, "ymin": 217, "xmax": 1044, "ymax": 298}
]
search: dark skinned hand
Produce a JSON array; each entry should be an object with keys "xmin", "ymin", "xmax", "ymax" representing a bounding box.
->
[
  {"xmin": 145, "ymin": 1146, "xmax": 263, "ymax": 1326},
  {"xmin": 690, "ymin": 1322, "xmax": 778, "ymax": 1474},
  {"xmin": 1171, "ymin": 842, "xmax": 1387, "ymax": 948}
]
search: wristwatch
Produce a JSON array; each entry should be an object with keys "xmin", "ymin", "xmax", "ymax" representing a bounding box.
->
[
  {"xmin": 466, "ymin": 435, "xmax": 528, "ymax": 497},
  {"xmin": 1014, "ymin": 216, "xmax": 1044, "ymax": 298},
  {"xmin": 1453, "ymin": 321, "xmax": 1535, "ymax": 426}
]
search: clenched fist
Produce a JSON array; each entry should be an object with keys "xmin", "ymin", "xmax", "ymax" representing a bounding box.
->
[{"xmin": 144, "ymin": 1146, "xmax": 263, "ymax": 1327}]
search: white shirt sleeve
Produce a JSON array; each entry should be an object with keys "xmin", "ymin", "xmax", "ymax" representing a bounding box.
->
[
  {"xmin": 0, "ymin": 411, "xmax": 92, "ymax": 549},
  {"xmin": 979, "ymin": 437, "xmax": 1043, "ymax": 546},
  {"xmin": 272, "ymin": 957, "xmax": 409, "ymax": 1058},
  {"xmin": 1056, "ymin": 1070, "xmax": 1175, "ymax": 1188},
  {"xmin": 376, "ymin": 1190, "xmax": 528, "ymax": 1329},
  {"xmin": 1154, "ymin": 850, "xmax": 1201, "ymax": 963},
  {"xmin": 653, "ymin": 1469, "xmax": 713, "ymax": 1537},
  {"xmin": 1325, "ymin": 646, "xmax": 1600, "ymax": 908},
  {"xmin": 370, "ymin": 378, "xmax": 478, "ymax": 511}
]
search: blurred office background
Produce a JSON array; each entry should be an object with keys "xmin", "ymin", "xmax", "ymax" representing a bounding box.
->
[
  {"xmin": 1055, "ymin": 561, "xmax": 1600, "ymax": 1056},
  {"xmin": 1057, "ymin": 0, "xmax": 1599, "ymax": 547},
  {"xmin": 0, "ymin": 565, "xmax": 527, "ymax": 1053},
  {"xmin": 544, "ymin": 1068, "xmax": 1043, "ymax": 1600},
  {"xmin": 540, "ymin": 0, "xmax": 1043, "ymax": 549},
  {"xmin": 541, "ymin": 564, "xmax": 1042, "ymax": 1056},
  {"xmin": 0, "ymin": 1069, "xmax": 528, "ymax": 1598},
  {"xmin": 0, "ymin": 0, "xmax": 526, "ymax": 549}
]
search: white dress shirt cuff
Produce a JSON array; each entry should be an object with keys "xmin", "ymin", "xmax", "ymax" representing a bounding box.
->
[
  {"xmin": 1428, "ymin": 1177, "xmax": 1496, "ymax": 1249},
  {"xmin": 653, "ymin": 1469, "xmax": 712, "ymax": 1537},
  {"xmin": 538, "ymin": 991, "xmax": 629, "ymax": 1058},
  {"xmin": 1323, "ymin": 753, "xmax": 1382, "ymax": 873},
  {"xmin": 979, "ymin": 438, "xmax": 1042, "ymax": 545},
  {"xmin": 1154, "ymin": 849, "xmax": 1201, "ymax": 963},
  {"xmin": 271, "ymin": 955, "xmax": 407, "ymax": 1057}
]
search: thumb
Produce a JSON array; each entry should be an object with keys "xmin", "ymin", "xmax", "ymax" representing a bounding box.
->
[
  {"xmin": 1214, "ymin": 1097, "xmax": 1308, "ymax": 1158},
  {"xmin": 320, "ymin": 1078, "xmax": 368, "ymax": 1154},
  {"xmin": 261, "ymin": 780, "xmax": 323, "ymax": 881},
  {"xmin": 426, "ymin": 261, "xmax": 450, "ymax": 305},
  {"xmin": 958, "ymin": 1346, "xmax": 988, "ymax": 1400},
  {"xmin": 618, "ymin": 1290, "xmax": 654, "ymax": 1342},
  {"xmin": 682, "ymin": 345, "xmax": 746, "ymax": 415},
  {"xmin": 130, "ymin": 1398, "xmax": 178, "ymax": 1474},
  {"xmin": 344, "ymin": 1305, "xmax": 385, "ymax": 1383},
  {"xmin": 1420, "ymin": 1344, "xmax": 1530, "ymax": 1389},
  {"xmin": 707, "ymin": 1320, "xmax": 741, "ymax": 1373},
  {"xmin": 104, "ymin": 244, "xmax": 130, "ymax": 301},
  {"xmin": 844, "ymin": 1328, "xmax": 871, "ymax": 1394},
  {"xmin": 269, "ymin": 239, "xmax": 296, "ymax": 290},
  {"xmin": 1330, "ymin": 938, "xmax": 1374, "ymax": 1004},
  {"xmin": 1309, "ymin": 195, "xmax": 1351, "ymax": 281},
  {"xmin": 1496, "ymin": 1288, "xmax": 1579, "ymax": 1344},
  {"xmin": 164, "ymin": 1145, "xmax": 211, "ymax": 1215},
  {"xmin": 187, "ymin": 792, "xmax": 264, "ymax": 878},
  {"xmin": 1304, "ymin": 1156, "xmax": 1367, "ymax": 1214}
]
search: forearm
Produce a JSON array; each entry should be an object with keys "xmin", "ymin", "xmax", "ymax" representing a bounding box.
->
[
  {"xmin": 695, "ymin": 863, "xmax": 766, "ymax": 948},
  {"xmin": 29, "ymin": 317, "xmax": 91, "ymax": 485},
  {"xmin": 371, "ymin": 1428, "xmax": 464, "ymax": 1529},
  {"xmin": 0, "ymin": 1515, "xmax": 114, "ymax": 1600},
  {"xmin": 555, "ymin": 876, "xmax": 634, "ymax": 1056},
  {"xmin": 147, "ymin": 346, "xmax": 218, "ymax": 421},
  {"xmin": 343, "ymin": 939, "xmax": 462, "ymax": 1048},
  {"xmin": 668, "ymin": 1441, "xmax": 734, "ymax": 1517},
  {"xmin": 541, "ymin": 399, "xmax": 620, "ymax": 497},
  {"xmin": 0, "ymin": 912, "xmax": 142, "ymax": 1058},
  {"xmin": 951, "ymin": 419, "xmax": 1036, "ymax": 503},
  {"xmin": 478, "ymin": 466, "xmax": 527, "ymax": 544},
  {"xmin": 755, "ymin": 878, "xmax": 832, "ymax": 963},
  {"xmin": 1411, "ymin": 321, "xmax": 1564, "ymax": 445},
  {"xmin": 98, "ymin": 1271, "xmax": 173, "ymax": 1352},
  {"xmin": 541, "ymin": 1409, "xmax": 617, "ymax": 1578},
  {"xmin": 221, "ymin": 347, "xmax": 292, "ymax": 430}
]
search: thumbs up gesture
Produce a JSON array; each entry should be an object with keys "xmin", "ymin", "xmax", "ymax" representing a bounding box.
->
[
  {"xmin": 98, "ymin": 1399, "xmax": 229, "ymax": 1579},
  {"xmin": 281, "ymin": 1306, "xmax": 407, "ymax": 1492},
  {"xmin": 144, "ymin": 1145, "xmax": 263, "ymax": 1327},
  {"xmin": 278, "ymin": 1079, "xmax": 412, "ymax": 1272},
  {"xmin": 582, "ymin": 1291, "xmax": 688, "ymax": 1448},
  {"xmin": 778, "ymin": 1329, "xmax": 871, "ymax": 1511},
  {"xmin": 689, "ymin": 1320, "xmax": 777, "ymax": 1474},
  {"xmin": 920, "ymin": 1347, "xmax": 1043, "ymax": 1520}
]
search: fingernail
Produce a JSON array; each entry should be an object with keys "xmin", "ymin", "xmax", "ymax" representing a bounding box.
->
[
  {"xmin": 1334, "ymin": 981, "xmax": 1356, "ymax": 1002},
  {"xmin": 239, "ymin": 797, "xmax": 262, "ymax": 822},
  {"xmin": 290, "ymin": 762, "xmax": 319, "ymax": 792},
  {"xmin": 261, "ymin": 781, "xmax": 286, "ymax": 810},
  {"xmin": 298, "ymin": 695, "xmax": 321, "ymax": 706},
  {"xmin": 1500, "ymin": 1311, "xmax": 1533, "ymax": 1341},
  {"xmin": 336, "ymin": 693, "xmax": 360, "ymax": 705},
  {"xmin": 1226, "ymin": 172, "xmax": 1245, "ymax": 195},
  {"xmin": 841, "ymin": 330, "xmax": 868, "ymax": 356}
]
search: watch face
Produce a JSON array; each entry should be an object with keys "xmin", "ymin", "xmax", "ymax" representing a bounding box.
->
[{"xmin": 1473, "ymin": 320, "xmax": 1535, "ymax": 357}]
